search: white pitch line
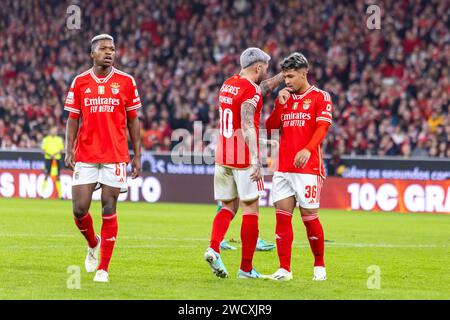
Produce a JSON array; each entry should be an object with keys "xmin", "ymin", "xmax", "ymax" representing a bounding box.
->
[
  {"xmin": 0, "ymin": 233, "xmax": 208, "ymax": 241},
  {"xmin": 0, "ymin": 234, "xmax": 448, "ymax": 248},
  {"xmin": 0, "ymin": 245, "xmax": 201, "ymax": 250},
  {"xmin": 323, "ymin": 243, "xmax": 449, "ymax": 248}
]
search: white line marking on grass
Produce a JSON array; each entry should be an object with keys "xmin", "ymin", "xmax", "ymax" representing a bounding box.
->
[
  {"xmin": 0, "ymin": 245, "xmax": 201, "ymax": 250},
  {"xmin": 0, "ymin": 234, "xmax": 208, "ymax": 241},
  {"xmin": 323, "ymin": 243, "xmax": 448, "ymax": 248},
  {"xmin": 0, "ymin": 233, "xmax": 448, "ymax": 249}
]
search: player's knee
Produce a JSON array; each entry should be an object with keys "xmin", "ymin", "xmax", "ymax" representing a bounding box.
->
[
  {"xmin": 73, "ymin": 204, "xmax": 89, "ymax": 218},
  {"xmin": 102, "ymin": 203, "xmax": 116, "ymax": 215},
  {"xmin": 275, "ymin": 203, "xmax": 293, "ymax": 213},
  {"xmin": 300, "ymin": 209, "xmax": 318, "ymax": 219},
  {"xmin": 241, "ymin": 199, "xmax": 258, "ymax": 212}
]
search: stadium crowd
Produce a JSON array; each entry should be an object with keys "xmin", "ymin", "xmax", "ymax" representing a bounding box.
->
[{"xmin": 0, "ymin": 0, "xmax": 449, "ymax": 159}]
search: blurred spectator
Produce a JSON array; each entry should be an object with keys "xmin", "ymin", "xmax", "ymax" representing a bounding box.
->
[{"xmin": 0, "ymin": 0, "xmax": 448, "ymax": 160}]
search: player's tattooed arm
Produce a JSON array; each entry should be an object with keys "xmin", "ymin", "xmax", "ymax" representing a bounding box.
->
[
  {"xmin": 259, "ymin": 72, "xmax": 284, "ymax": 96},
  {"xmin": 127, "ymin": 116, "xmax": 142, "ymax": 179},
  {"xmin": 241, "ymin": 102, "xmax": 261, "ymax": 181},
  {"xmin": 64, "ymin": 117, "xmax": 79, "ymax": 170}
]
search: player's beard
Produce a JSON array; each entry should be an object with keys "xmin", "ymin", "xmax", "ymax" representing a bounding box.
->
[{"xmin": 255, "ymin": 73, "xmax": 265, "ymax": 85}]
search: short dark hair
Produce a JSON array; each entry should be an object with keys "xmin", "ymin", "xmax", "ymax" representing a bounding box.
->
[
  {"xmin": 281, "ymin": 52, "xmax": 309, "ymax": 70},
  {"xmin": 90, "ymin": 34, "xmax": 114, "ymax": 52}
]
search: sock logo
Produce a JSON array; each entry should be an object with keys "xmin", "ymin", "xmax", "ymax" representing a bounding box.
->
[
  {"xmin": 309, "ymin": 236, "xmax": 319, "ymax": 240},
  {"xmin": 276, "ymin": 234, "xmax": 281, "ymax": 240},
  {"xmin": 106, "ymin": 236, "xmax": 116, "ymax": 242}
]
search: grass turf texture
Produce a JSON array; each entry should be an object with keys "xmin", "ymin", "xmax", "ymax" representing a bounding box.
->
[{"xmin": 0, "ymin": 198, "xmax": 448, "ymax": 300}]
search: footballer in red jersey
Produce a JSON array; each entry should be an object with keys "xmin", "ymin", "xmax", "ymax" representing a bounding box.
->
[
  {"xmin": 64, "ymin": 34, "xmax": 142, "ymax": 283},
  {"xmin": 265, "ymin": 53, "xmax": 332, "ymax": 281},
  {"xmin": 205, "ymin": 48, "xmax": 284, "ymax": 279}
]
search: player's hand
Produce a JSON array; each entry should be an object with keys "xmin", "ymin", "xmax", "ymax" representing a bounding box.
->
[
  {"xmin": 130, "ymin": 156, "xmax": 141, "ymax": 179},
  {"xmin": 64, "ymin": 151, "xmax": 75, "ymax": 170},
  {"xmin": 294, "ymin": 149, "xmax": 311, "ymax": 168},
  {"xmin": 277, "ymin": 88, "xmax": 291, "ymax": 105},
  {"xmin": 249, "ymin": 163, "xmax": 262, "ymax": 182}
]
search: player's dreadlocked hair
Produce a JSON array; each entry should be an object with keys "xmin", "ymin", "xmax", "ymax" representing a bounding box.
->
[{"xmin": 280, "ymin": 52, "xmax": 309, "ymax": 70}]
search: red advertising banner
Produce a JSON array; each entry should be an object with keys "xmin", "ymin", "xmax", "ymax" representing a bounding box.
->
[
  {"xmin": 321, "ymin": 177, "xmax": 450, "ymax": 214},
  {"xmin": 0, "ymin": 169, "xmax": 448, "ymax": 214}
]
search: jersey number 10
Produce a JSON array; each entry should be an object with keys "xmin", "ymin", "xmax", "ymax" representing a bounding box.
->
[{"xmin": 219, "ymin": 108, "xmax": 233, "ymax": 138}]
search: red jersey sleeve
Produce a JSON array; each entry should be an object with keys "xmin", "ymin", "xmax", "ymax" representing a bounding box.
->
[
  {"xmin": 266, "ymin": 99, "xmax": 284, "ymax": 130},
  {"xmin": 64, "ymin": 77, "xmax": 81, "ymax": 115},
  {"xmin": 315, "ymin": 90, "xmax": 333, "ymax": 124},
  {"xmin": 125, "ymin": 76, "xmax": 142, "ymax": 116},
  {"xmin": 241, "ymin": 84, "xmax": 261, "ymax": 109}
]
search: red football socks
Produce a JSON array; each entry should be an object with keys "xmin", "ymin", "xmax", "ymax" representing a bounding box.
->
[
  {"xmin": 98, "ymin": 213, "xmax": 118, "ymax": 272},
  {"xmin": 240, "ymin": 213, "xmax": 259, "ymax": 272},
  {"xmin": 275, "ymin": 209, "xmax": 294, "ymax": 272},
  {"xmin": 74, "ymin": 212, "xmax": 98, "ymax": 249},
  {"xmin": 302, "ymin": 213, "xmax": 325, "ymax": 267},
  {"xmin": 209, "ymin": 207, "xmax": 235, "ymax": 253}
]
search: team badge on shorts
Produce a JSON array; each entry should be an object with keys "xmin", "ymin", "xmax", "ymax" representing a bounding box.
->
[
  {"xmin": 74, "ymin": 172, "xmax": 79, "ymax": 180},
  {"xmin": 303, "ymin": 99, "xmax": 311, "ymax": 110},
  {"xmin": 110, "ymin": 83, "xmax": 120, "ymax": 95}
]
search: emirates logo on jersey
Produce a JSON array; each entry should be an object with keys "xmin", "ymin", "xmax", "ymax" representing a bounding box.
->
[
  {"xmin": 303, "ymin": 99, "xmax": 312, "ymax": 110},
  {"xmin": 110, "ymin": 82, "xmax": 120, "ymax": 95}
]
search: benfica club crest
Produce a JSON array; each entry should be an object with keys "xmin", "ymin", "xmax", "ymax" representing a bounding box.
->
[
  {"xmin": 110, "ymin": 83, "xmax": 120, "ymax": 95},
  {"xmin": 303, "ymin": 99, "xmax": 312, "ymax": 110}
]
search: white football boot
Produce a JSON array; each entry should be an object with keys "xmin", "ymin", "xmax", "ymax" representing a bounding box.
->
[
  {"xmin": 204, "ymin": 248, "xmax": 229, "ymax": 278},
  {"xmin": 312, "ymin": 266, "xmax": 327, "ymax": 281},
  {"xmin": 85, "ymin": 235, "xmax": 101, "ymax": 273},
  {"xmin": 93, "ymin": 269, "xmax": 109, "ymax": 283},
  {"xmin": 267, "ymin": 268, "xmax": 293, "ymax": 281}
]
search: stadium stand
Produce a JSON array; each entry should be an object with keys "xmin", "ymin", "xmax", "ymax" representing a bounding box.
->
[{"xmin": 0, "ymin": 0, "xmax": 448, "ymax": 159}]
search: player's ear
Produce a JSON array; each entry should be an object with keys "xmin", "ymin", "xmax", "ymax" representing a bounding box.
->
[{"xmin": 301, "ymin": 69, "xmax": 307, "ymax": 79}]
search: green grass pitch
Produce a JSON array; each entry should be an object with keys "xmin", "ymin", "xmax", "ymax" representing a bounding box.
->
[{"xmin": 0, "ymin": 198, "xmax": 448, "ymax": 300}]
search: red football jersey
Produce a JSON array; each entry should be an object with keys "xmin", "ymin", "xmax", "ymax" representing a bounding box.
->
[
  {"xmin": 215, "ymin": 75, "xmax": 262, "ymax": 169},
  {"xmin": 64, "ymin": 67, "xmax": 141, "ymax": 163},
  {"xmin": 266, "ymin": 85, "xmax": 332, "ymax": 176}
]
